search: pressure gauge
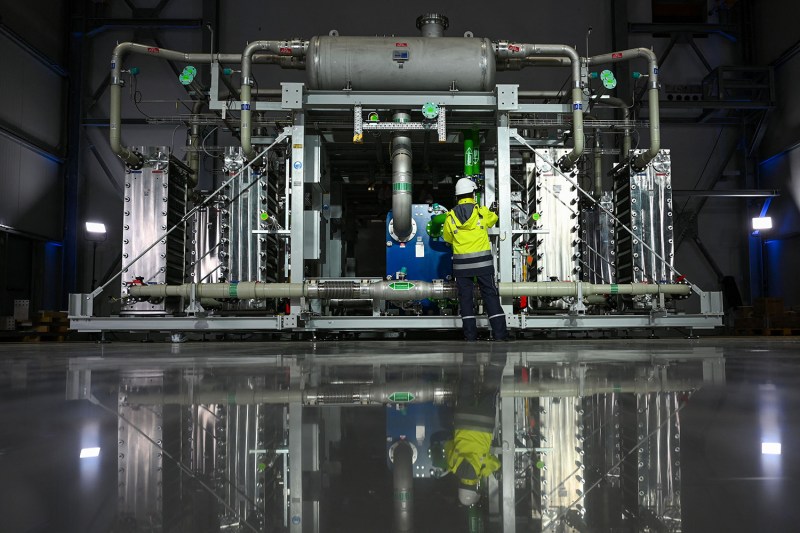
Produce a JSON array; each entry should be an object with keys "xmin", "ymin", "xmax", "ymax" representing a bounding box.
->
[{"xmin": 422, "ymin": 102, "xmax": 440, "ymax": 120}]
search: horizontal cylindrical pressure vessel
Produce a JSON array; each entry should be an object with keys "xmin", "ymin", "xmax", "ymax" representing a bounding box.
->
[{"xmin": 306, "ymin": 36, "xmax": 495, "ymax": 91}]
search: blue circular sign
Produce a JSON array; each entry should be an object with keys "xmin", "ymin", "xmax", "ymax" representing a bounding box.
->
[
  {"xmin": 293, "ymin": 161, "xmax": 303, "ymax": 170},
  {"xmin": 291, "ymin": 515, "xmax": 301, "ymax": 525}
]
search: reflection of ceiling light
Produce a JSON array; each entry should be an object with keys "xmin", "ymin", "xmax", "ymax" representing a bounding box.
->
[
  {"xmin": 80, "ymin": 447, "xmax": 101, "ymax": 458},
  {"xmin": 762, "ymin": 442, "xmax": 781, "ymax": 455},
  {"xmin": 752, "ymin": 217, "xmax": 772, "ymax": 230}
]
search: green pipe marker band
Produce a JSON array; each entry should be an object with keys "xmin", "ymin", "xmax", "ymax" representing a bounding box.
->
[
  {"xmin": 610, "ymin": 284, "xmax": 619, "ymax": 294},
  {"xmin": 393, "ymin": 182, "xmax": 412, "ymax": 192},
  {"xmin": 388, "ymin": 391, "xmax": 415, "ymax": 403},
  {"xmin": 229, "ymin": 283, "xmax": 239, "ymax": 298},
  {"xmin": 388, "ymin": 282, "xmax": 414, "ymax": 291}
]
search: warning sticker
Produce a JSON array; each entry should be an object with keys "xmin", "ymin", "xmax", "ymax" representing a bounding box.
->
[
  {"xmin": 147, "ymin": 47, "xmax": 160, "ymax": 54},
  {"xmin": 508, "ymin": 44, "xmax": 521, "ymax": 53},
  {"xmin": 612, "ymin": 52, "xmax": 623, "ymax": 59},
  {"xmin": 279, "ymin": 46, "xmax": 292, "ymax": 55},
  {"xmin": 395, "ymin": 42, "xmax": 408, "ymax": 47},
  {"xmin": 292, "ymin": 144, "xmax": 303, "ymax": 149}
]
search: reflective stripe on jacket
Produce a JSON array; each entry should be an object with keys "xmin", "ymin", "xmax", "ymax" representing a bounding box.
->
[
  {"xmin": 444, "ymin": 428, "xmax": 501, "ymax": 484},
  {"xmin": 443, "ymin": 198, "xmax": 498, "ymax": 277}
]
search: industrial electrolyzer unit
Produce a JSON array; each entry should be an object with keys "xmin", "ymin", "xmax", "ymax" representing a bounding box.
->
[
  {"xmin": 60, "ymin": 13, "xmax": 732, "ymax": 533},
  {"xmin": 68, "ymin": 13, "xmax": 723, "ymax": 335}
]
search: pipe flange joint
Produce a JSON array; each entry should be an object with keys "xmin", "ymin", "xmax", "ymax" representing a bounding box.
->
[
  {"xmin": 416, "ymin": 13, "xmax": 449, "ymax": 30},
  {"xmin": 389, "ymin": 440, "xmax": 418, "ymax": 464},
  {"xmin": 242, "ymin": 76, "xmax": 253, "ymax": 86},
  {"xmin": 127, "ymin": 151, "xmax": 145, "ymax": 171},
  {"xmin": 557, "ymin": 155, "xmax": 575, "ymax": 173}
]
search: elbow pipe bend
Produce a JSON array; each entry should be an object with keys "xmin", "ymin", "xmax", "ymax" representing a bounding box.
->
[
  {"xmin": 493, "ymin": 43, "xmax": 584, "ymax": 170},
  {"xmin": 241, "ymin": 40, "xmax": 307, "ymax": 162},
  {"xmin": 588, "ymin": 48, "xmax": 660, "ymax": 170}
]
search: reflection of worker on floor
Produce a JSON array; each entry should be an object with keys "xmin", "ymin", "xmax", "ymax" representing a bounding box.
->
[{"xmin": 437, "ymin": 363, "xmax": 502, "ymax": 508}]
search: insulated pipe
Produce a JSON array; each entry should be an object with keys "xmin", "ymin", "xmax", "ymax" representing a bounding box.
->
[
  {"xmin": 110, "ymin": 43, "xmax": 243, "ymax": 168},
  {"xmin": 129, "ymin": 280, "xmax": 689, "ymax": 301},
  {"xmin": 587, "ymin": 48, "xmax": 660, "ymax": 170},
  {"xmin": 519, "ymin": 90, "xmax": 567, "ymax": 99},
  {"xmin": 501, "ymin": 377, "xmax": 699, "ymax": 397},
  {"xmin": 125, "ymin": 381, "xmax": 452, "ymax": 406},
  {"xmin": 497, "ymin": 282, "xmax": 691, "ymax": 297},
  {"xmin": 393, "ymin": 440, "xmax": 415, "ymax": 533},
  {"xmin": 391, "ymin": 111, "xmax": 414, "ymax": 241},
  {"xmin": 494, "ymin": 42, "xmax": 583, "ymax": 170},
  {"xmin": 240, "ymin": 39, "xmax": 307, "ymax": 161},
  {"xmin": 592, "ymin": 96, "xmax": 632, "ymax": 155},
  {"xmin": 128, "ymin": 281, "xmax": 306, "ymax": 299}
]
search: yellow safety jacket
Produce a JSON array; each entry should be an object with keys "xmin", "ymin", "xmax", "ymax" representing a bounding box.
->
[
  {"xmin": 442, "ymin": 199, "xmax": 498, "ymax": 277},
  {"xmin": 444, "ymin": 428, "xmax": 501, "ymax": 485}
]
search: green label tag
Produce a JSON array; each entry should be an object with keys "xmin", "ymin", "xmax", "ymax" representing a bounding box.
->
[
  {"xmin": 229, "ymin": 283, "xmax": 239, "ymax": 298},
  {"xmin": 610, "ymin": 284, "xmax": 619, "ymax": 294},
  {"xmin": 388, "ymin": 391, "xmax": 415, "ymax": 403},
  {"xmin": 388, "ymin": 282, "xmax": 415, "ymax": 291},
  {"xmin": 393, "ymin": 182, "xmax": 411, "ymax": 192}
]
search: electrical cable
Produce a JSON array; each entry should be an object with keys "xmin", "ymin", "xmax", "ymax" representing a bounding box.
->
[
  {"xmin": 201, "ymin": 126, "xmax": 222, "ymax": 159},
  {"xmin": 130, "ymin": 74, "xmax": 153, "ymax": 119}
]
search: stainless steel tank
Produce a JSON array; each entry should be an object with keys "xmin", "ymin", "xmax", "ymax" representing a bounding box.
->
[{"xmin": 306, "ymin": 36, "xmax": 496, "ymax": 91}]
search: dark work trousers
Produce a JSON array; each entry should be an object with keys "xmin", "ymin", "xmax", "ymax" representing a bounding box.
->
[{"xmin": 456, "ymin": 274, "xmax": 508, "ymax": 341}]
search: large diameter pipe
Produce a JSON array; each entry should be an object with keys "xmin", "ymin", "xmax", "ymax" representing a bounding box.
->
[
  {"xmin": 588, "ymin": 48, "xmax": 660, "ymax": 170},
  {"xmin": 125, "ymin": 381, "xmax": 452, "ymax": 406},
  {"xmin": 187, "ymin": 100, "xmax": 205, "ymax": 188},
  {"xmin": 494, "ymin": 42, "xmax": 583, "ymax": 170},
  {"xmin": 129, "ymin": 280, "xmax": 689, "ymax": 301},
  {"xmin": 501, "ymin": 376, "xmax": 700, "ymax": 397},
  {"xmin": 240, "ymin": 39, "xmax": 308, "ymax": 161},
  {"xmin": 128, "ymin": 281, "xmax": 306, "ymax": 299},
  {"xmin": 498, "ymin": 282, "xmax": 691, "ymax": 297},
  {"xmin": 393, "ymin": 440, "xmax": 415, "ymax": 533},
  {"xmin": 391, "ymin": 112, "xmax": 414, "ymax": 241}
]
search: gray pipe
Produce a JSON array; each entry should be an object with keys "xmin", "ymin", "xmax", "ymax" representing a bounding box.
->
[
  {"xmin": 494, "ymin": 42, "xmax": 583, "ymax": 170},
  {"xmin": 592, "ymin": 96, "xmax": 632, "ymax": 155},
  {"xmin": 240, "ymin": 39, "xmax": 307, "ymax": 161},
  {"xmin": 125, "ymin": 381, "xmax": 452, "ymax": 406},
  {"xmin": 496, "ymin": 57, "xmax": 572, "ymax": 70},
  {"xmin": 587, "ymin": 48, "xmax": 660, "ymax": 170},
  {"xmin": 501, "ymin": 377, "xmax": 700, "ymax": 397},
  {"xmin": 393, "ymin": 440, "xmax": 415, "ymax": 533},
  {"xmin": 519, "ymin": 90, "xmax": 567, "ymax": 99},
  {"xmin": 593, "ymin": 129, "xmax": 602, "ymax": 199},
  {"xmin": 416, "ymin": 13, "xmax": 448, "ymax": 38},
  {"xmin": 391, "ymin": 111, "xmax": 413, "ymax": 241},
  {"xmin": 187, "ymin": 100, "xmax": 204, "ymax": 188},
  {"xmin": 109, "ymin": 43, "xmax": 242, "ymax": 168},
  {"xmin": 129, "ymin": 280, "xmax": 689, "ymax": 301}
]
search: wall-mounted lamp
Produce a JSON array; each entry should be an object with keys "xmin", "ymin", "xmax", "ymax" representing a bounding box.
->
[{"xmin": 752, "ymin": 217, "xmax": 772, "ymax": 231}]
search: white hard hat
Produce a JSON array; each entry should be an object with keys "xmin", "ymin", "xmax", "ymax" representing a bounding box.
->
[
  {"xmin": 458, "ymin": 487, "xmax": 480, "ymax": 506},
  {"xmin": 455, "ymin": 177, "xmax": 478, "ymax": 196}
]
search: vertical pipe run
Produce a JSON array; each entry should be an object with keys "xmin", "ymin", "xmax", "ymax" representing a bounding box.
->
[
  {"xmin": 594, "ymin": 129, "xmax": 603, "ymax": 199},
  {"xmin": 464, "ymin": 133, "xmax": 474, "ymax": 176},
  {"xmin": 392, "ymin": 112, "xmax": 413, "ymax": 241},
  {"xmin": 393, "ymin": 440, "xmax": 415, "ymax": 532}
]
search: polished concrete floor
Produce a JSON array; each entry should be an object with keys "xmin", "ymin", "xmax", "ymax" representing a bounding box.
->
[{"xmin": 1, "ymin": 336, "xmax": 798, "ymax": 532}]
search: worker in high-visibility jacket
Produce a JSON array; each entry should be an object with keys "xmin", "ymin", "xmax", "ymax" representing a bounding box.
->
[
  {"xmin": 443, "ymin": 177, "xmax": 509, "ymax": 341},
  {"xmin": 444, "ymin": 413, "xmax": 501, "ymax": 506}
]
